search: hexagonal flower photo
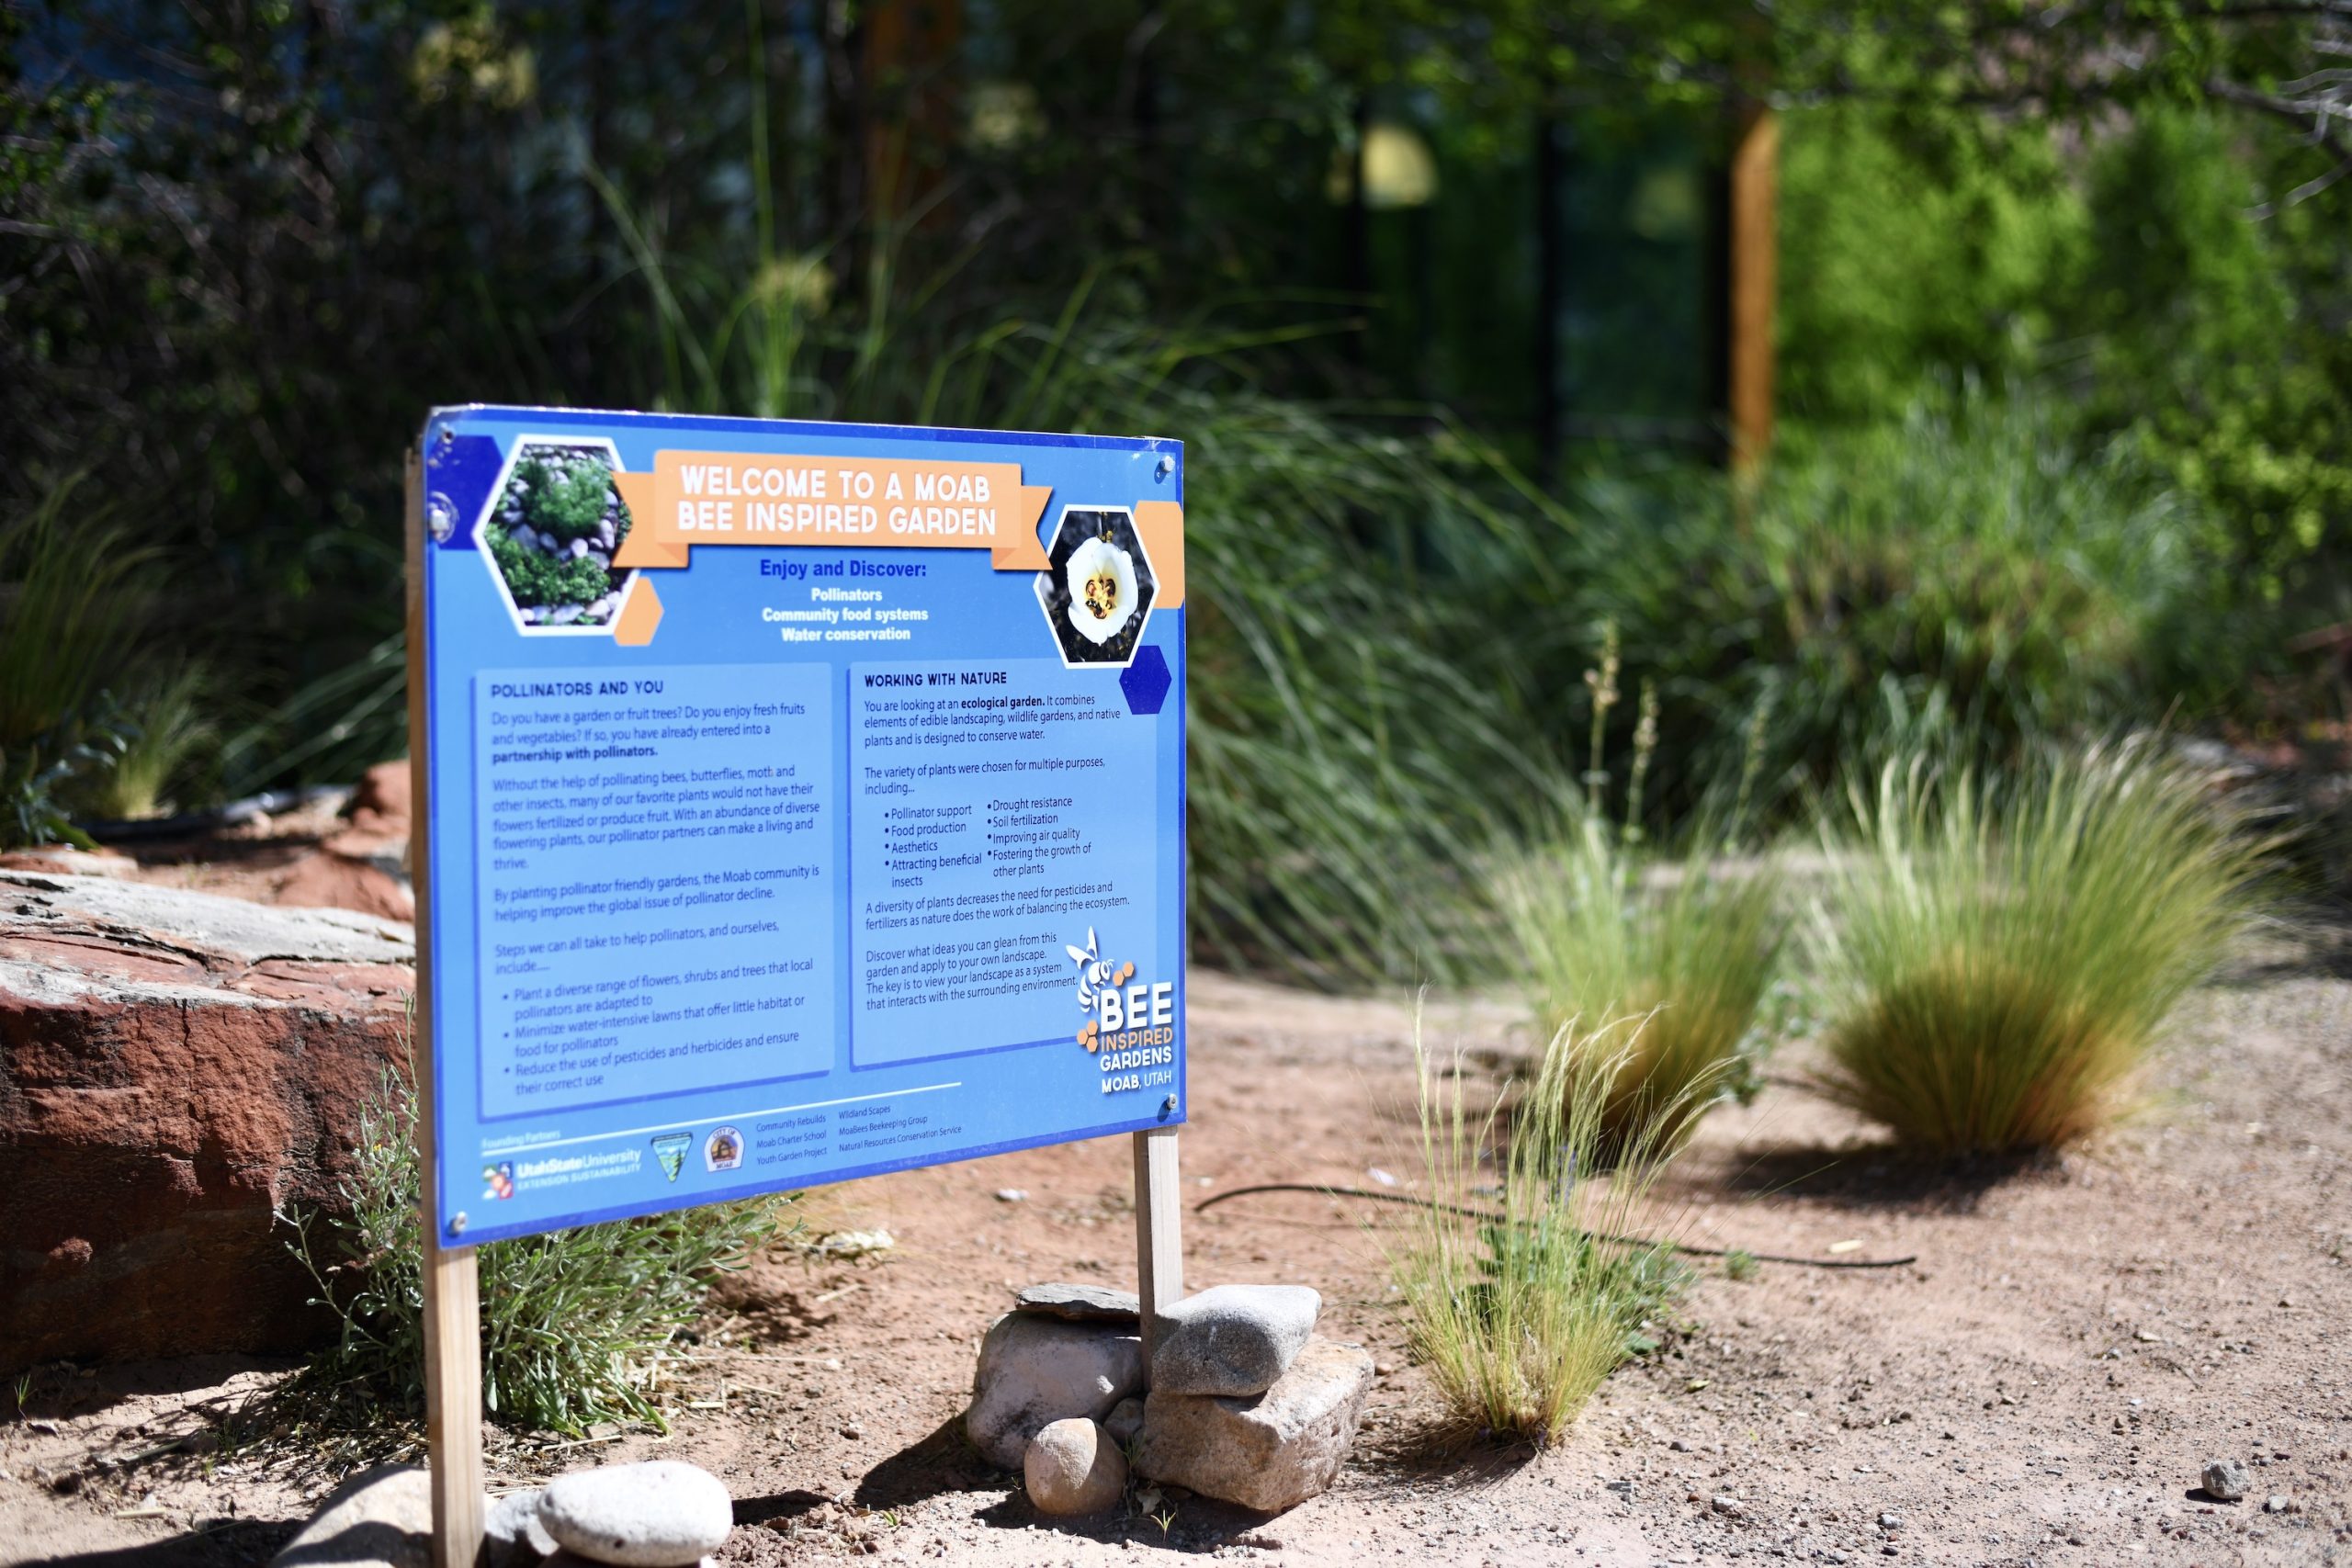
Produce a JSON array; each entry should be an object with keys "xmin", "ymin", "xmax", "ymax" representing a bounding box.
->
[
  {"xmin": 1035, "ymin": 506, "xmax": 1156, "ymax": 665},
  {"xmin": 483, "ymin": 442, "xmax": 634, "ymax": 629}
]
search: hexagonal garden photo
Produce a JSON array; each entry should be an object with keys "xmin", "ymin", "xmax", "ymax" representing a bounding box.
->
[
  {"xmin": 1035, "ymin": 505, "xmax": 1155, "ymax": 665},
  {"xmin": 483, "ymin": 442, "xmax": 634, "ymax": 628}
]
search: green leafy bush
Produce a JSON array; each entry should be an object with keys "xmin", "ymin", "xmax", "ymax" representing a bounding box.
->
[
  {"xmin": 513, "ymin": 453, "xmax": 625, "ymax": 543},
  {"xmin": 486, "ymin": 524, "xmax": 616, "ymax": 609},
  {"xmin": 1559, "ymin": 388, "xmax": 2197, "ymax": 823},
  {"xmin": 290, "ymin": 1056, "xmax": 789, "ymax": 1433},
  {"xmin": 1810, "ymin": 740, "xmax": 2269, "ymax": 1154},
  {"xmin": 1390, "ymin": 1021, "xmax": 1690, "ymax": 1445}
]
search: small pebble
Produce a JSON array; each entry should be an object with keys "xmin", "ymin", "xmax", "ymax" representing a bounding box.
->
[
  {"xmin": 1711, "ymin": 1495, "xmax": 1741, "ymax": 1517},
  {"xmin": 2265, "ymin": 1495, "xmax": 2290, "ymax": 1514},
  {"xmin": 1879, "ymin": 1512, "xmax": 1902, "ymax": 1529}
]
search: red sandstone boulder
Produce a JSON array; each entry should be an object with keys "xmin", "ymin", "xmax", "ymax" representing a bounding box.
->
[{"xmin": 0, "ymin": 869, "xmax": 414, "ymax": 1366}]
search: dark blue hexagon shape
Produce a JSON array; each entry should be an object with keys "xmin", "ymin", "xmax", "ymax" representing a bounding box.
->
[
  {"xmin": 1119, "ymin": 644, "xmax": 1171, "ymax": 716},
  {"xmin": 423, "ymin": 431, "xmax": 507, "ymax": 552}
]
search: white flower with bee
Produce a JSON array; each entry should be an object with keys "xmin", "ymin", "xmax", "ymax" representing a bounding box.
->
[{"xmin": 1064, "ymin": 536, "xmax": 1138, "ymax": 644}]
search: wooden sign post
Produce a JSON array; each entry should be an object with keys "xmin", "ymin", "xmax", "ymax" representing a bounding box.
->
[
  {"xmin": 403, "ymin": 412, "xmax": 1187, "ymax": 1568},
  {"xmin": 1133, "ymin": 1125, "xmax": 1183, "ymax": 1359}
]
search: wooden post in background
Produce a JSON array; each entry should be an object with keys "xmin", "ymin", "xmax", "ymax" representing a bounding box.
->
[
  {"xmin": 1132, "ymin": 1126, "xmax": 1182, "ymax": 1362},
  {"xmin": 1726, "ymin": 102, "xmax": 1779, "ymax": 477},
  {"xmin": 409, "ymin": 446, "xmax": 487, "ymax": 1568}
]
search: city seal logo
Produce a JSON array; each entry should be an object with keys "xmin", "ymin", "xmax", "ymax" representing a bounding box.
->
[
  {"xmin": 651, "ymin": 1133, "xmax": 694, "ymax": 1181},
  {"xmin": 705, "ymin": 1125, "xmax": 744, "ymax": 1172}
]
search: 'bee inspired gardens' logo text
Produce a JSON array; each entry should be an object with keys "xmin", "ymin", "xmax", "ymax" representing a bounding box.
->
[{"xmin": 1065, "ymin": 927, "xmax": 1175, "ymax": 1096}]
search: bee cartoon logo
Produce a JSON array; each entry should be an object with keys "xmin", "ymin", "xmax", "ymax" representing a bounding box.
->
[
  {"xmin": 482, "ymin": 1162, "xmax": 515, "ymax": 1201},
  {"xmin": 1065, "ymin": 927, "xmax": 1135, "ymax": 1052}
]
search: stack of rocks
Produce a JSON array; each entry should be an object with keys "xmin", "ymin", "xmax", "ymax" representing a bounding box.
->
[
  {"xmin": 1133, "ymin": 1284, "xmax": 1374, "ymax": 1514},
  {"xmin": 967, "ymin": 1280, "xmax": 1373, "ymax": 1517},
  {"xmin": 266, "ymin": 1461, "xmax": 734, "ymax": 1568}
]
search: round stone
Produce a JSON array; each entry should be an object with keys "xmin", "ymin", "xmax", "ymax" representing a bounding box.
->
[
  {"xmin": 539, "ymin": 1461, "xmax": 732, "ymax": 1566},
  {"xmin": 1023, "ymin": 1418, "xmax": 1127, "ymax": 1517},
  {"xmin": 2201, "ymin": 1458, "xmax": 2249, "ymax": 1501}
]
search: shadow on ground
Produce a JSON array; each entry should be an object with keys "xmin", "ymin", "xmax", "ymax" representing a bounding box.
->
[
  {"xmin": 26, "ymin": 1520, "xmax": 293, "ymax": 1568},
  {"xmin": 1691, "ymin": 1142, "xmax": 2057, "ymax": 1214}
]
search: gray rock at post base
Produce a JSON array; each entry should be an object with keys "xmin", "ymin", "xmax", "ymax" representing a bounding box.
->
[
  {"xmin": 2202, "ymin": 1458, "xmax": 2250, "ymax": 1501},
  {"xmin": 1103, "ymin": 1396, "xmax": 1145, "ymax": 1447},
  {"xmin": 538, "ymin": 1460, "xmax": 732, "ymax": 1566},
  {"xmin": 268, "ymin": 1465, "xmax": 432, "ymax": 1568},
  {"xmin": 1148, "ymin": 1283, "xmax": 1321, "ymax": 1397},
  {"xmin": 1014, "ymin": 1282, "xmax": 1142, "ymax": 1325},
  {"xmin": 966, "ymin": 1311, "xmax": 1145, "ymax": 1470},
  {"xmin": 1134, "ymin": 1337, "xmax": 1374, "ymax": 1514},
  {"xmin": 1023, "ymin": 1417, "xmax": 1128, "ymax": 1517},
  {"xmin": 485, "ymin": 1488, "xmax": 560, "ymax": 1567}
]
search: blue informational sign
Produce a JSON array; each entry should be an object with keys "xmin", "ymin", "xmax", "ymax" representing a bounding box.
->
[{"xmin": 414, "ymin": 408, "xmax": 1185, "ymax": 1245}]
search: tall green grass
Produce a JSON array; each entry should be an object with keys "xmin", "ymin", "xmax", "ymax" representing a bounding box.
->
[
  {"xmin": 1810, "ymin": 739, "xmax": 2269, "ymax": 1153},
  {"xmin": 1500, "ymin": 819, "xmax": 1783, "ymax": 1159},
  {"xmin": 1391, "ymin": 1021, "xmax": 1690, "ymax": 1444},
  {"xmin": 289, "ymin": 1057, "xmax": 789, "ymax": 1433},
  {"xmin": 589, "ymin": 150, "xmax": 1581, "ymax": 980},
  {"xmin": 0, "ymin": 478, "xmax": 155, "ymax": 846}
]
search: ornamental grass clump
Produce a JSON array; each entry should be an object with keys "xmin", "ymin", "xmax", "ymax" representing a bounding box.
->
[
  {"xmin": 1390, "ymin": 1023, "xmax": 1691, "ymax": 1446},
  {"xmin": 1500, "ymin": 820, "xmax": 1783, "ymax": 1160},
  {"xmin": 1813, "ymin": 740, "xmax": 2269, "ymax": 1154}
]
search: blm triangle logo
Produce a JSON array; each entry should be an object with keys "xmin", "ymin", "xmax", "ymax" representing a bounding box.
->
[{"xmin": 651, "ymin": 1134, "xmax": 694, "ymax": 1182}]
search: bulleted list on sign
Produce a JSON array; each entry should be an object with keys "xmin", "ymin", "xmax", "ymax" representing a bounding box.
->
[
  {"xmin": 848, "ymin": 659, "xmax": 1155, "ymax": 1066},
  {"xmin": 470, "ymin": 663, "xmax": 837, "ymax": 1118}
]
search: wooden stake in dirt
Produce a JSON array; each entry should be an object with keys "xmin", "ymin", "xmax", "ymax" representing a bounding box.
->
[
  {"xmin": 408, "ymin": 447, "xmax": 487, "ymax": 1568},
  {"xmin": 1133, "ymin": 1125, "xmax": 1183, "ymax": 1361}
]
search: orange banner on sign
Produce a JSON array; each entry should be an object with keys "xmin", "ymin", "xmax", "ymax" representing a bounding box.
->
[{"xmin": 609, "ymin": 451, "xmax": 1055, "ymax": 574}]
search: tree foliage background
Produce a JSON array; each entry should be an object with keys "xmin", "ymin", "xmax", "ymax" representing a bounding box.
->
[{"xmin": 3, "ymin": 0, "xmax": 2346, "ymax": 939}]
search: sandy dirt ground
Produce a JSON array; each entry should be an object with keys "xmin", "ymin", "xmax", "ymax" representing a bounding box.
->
[{"xmin": 4, "ymin": 958, "xmax": 2347, "ymax": 1568}]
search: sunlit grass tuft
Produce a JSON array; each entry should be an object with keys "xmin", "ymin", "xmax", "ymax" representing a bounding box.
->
[
  {"xmin": 1811, "ymin": 739, "xmax": 2269, "ymax": 1153},
  {"xmin": 1389, "ymin": 1021, "xmax": 1692, "ymax": 1446},
  {"xmin": 1499, "ymin": 818, "xmax": 1784, "ymax": 1159}
]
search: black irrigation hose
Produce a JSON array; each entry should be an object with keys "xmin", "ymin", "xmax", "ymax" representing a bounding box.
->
[
  {"xmin": 1193, "ymin": 1182, "xmax": 1920, "ymax": 1270},
  {"xmin": 74, "ymin": 784, "xmax": 349, "ymax": 843}
]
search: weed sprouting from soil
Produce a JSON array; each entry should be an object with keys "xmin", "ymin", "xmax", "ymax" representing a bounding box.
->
[
  {"xmin": 285, "ymin": 1048, "xmax": 791, "ymax": 1436},
  {"xmin": 1811, "ymin": 738, "xmax": 2271, "ymax": 1153},
  {"xmin": 1389, "ymin": 1021, "xmax": 1693, "ymax": 1446}
]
